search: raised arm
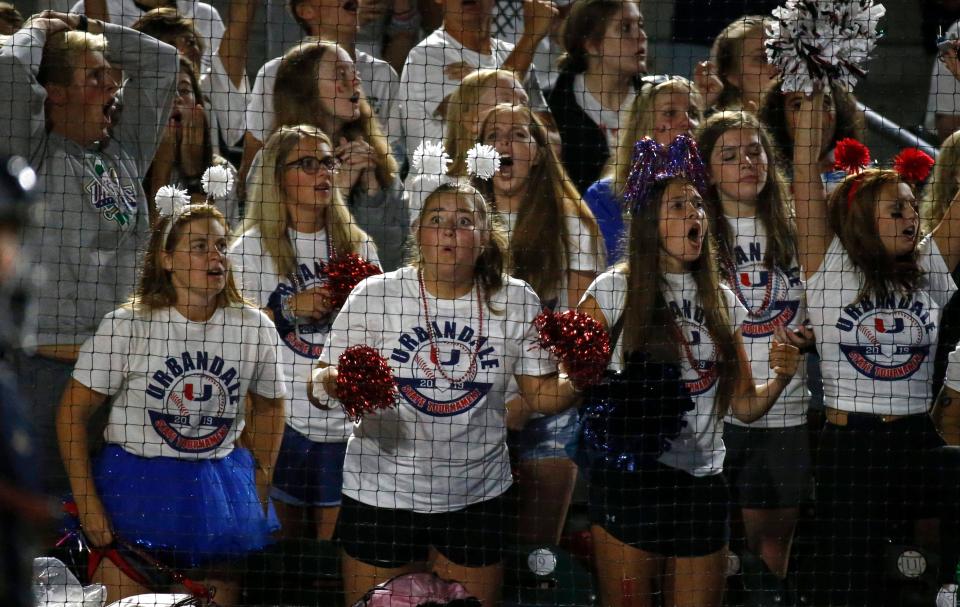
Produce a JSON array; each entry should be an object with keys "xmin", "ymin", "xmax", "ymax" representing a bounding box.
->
[
  {"xmin": 82, "ymin": 0, "xmax": 109, "ymax": 22},
  {"xmin": 56, "ymin": 379, "xmax": 112, "ymax": 546},
  {"xmin": 0, "ymin": 15, "xmax": 67, "ymax": 159},
  {"xmin": 205, "ymin": 0, "xmax": 254, "ymax": 147},
  {"xmin": 932, "ymin": 187, "xmax": 960, "ymax": 271},
  {"xmin": 793, "ymin": 91, "xmax": 832, "ymax": 279},
  {"xmin": 502, "ymin": 0, "xmax": 558, "ymax": 78},
  {"xmin": 103, "ymin": 22, "xmax": 178, "ymax": 176}
]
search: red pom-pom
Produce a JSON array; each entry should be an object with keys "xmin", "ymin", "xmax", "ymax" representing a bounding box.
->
[
  {"xmin": 833, "ymin": 138, "xmax": 871, "ymax": 174},
  {"xmin": 325, "ymin": 254, "xmax": 382, "ymax": 310},
  {"xmin": 534, "ymin": 310, "xmax": 611, "ymax": 389},
  {"xmin": 893, "ymin": 148, "xmax": 935, "ymax": 184},
  {"xmin": 336, "ymin": 345, "xmax": 398, "ymax": 421}
]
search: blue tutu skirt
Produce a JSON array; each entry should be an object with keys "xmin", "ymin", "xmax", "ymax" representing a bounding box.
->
[{"xmin": 94, "ymin": 444, "xmax": 279, "ymax": 568}]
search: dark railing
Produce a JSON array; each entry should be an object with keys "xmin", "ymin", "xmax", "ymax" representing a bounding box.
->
[{"xmin": 858, "ymin": 102, "xmax": 939, "ymax": 159}]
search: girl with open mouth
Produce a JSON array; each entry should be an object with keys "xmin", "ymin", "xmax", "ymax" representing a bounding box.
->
[
  {"xmin": 577, "ymin": 135, "xmax": 800, "ymax": 607},
  {"xmin": 794, "ymin": 92, "xmax": 960, "ymax": 607},
  {"xmin": 475, "ymin": 104, "xmax": 605, "ymax": 548},
  {"xmin": 58, "ymin": 203, "xmax": 286, "ymax": 606}
]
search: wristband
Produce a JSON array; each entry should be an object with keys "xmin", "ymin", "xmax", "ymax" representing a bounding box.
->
[{"xmin": 77, "ymin": 15, "xmax": 89, "ymax": 32}]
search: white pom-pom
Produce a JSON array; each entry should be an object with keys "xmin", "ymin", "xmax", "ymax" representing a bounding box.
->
[
  {"xmin": 412, "ymin": 140, "xmax": 452, "ymax": 177},
  {"xmin": 154, "ymin": 185, "xmax": 189, "ymax": 218},
  {"xmin": 466, "ymin": 144, "xmax": 501, "ymax": 180},
  {"xmin": 201, "ymin": 165, "xmax": 235, "ymax": 200},
  {"xmin": 766, "ymin": 0, "xmax": 886, "ymax": 94}
]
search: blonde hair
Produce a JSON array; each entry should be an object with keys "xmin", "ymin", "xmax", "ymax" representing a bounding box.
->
[
  {"xmin": 240, "ymin": 125, "xmax": 372, "ymax": 277},
  {"xmin": 273, "ymin": 40, "xmax": 397, "ymax": 187},
  {"xmin": 130, "ymin": 205, "xmax": 244, "ymax": 311},
  {"xmin": 444, "ymin": 69, "xmax": 525, "ymax": 176},
  {"xmin": 38, "ymin": 31, "xmax": 108, "ymax": 86},
  {"xmin": 606, "ymin": 77, "xmax": 704, "ymax": 192},
  {"xmin": 921, "ymin": 130, "xmax": 960, "ymax": 234}
]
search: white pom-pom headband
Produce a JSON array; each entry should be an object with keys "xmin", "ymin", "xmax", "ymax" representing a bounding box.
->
[
  {"xmin": 407, "ymin": 141, "xmax": 502, "ymax": 226},
  {"xmin": 155, "ymin": 185, "xmax": 191, "ymax": 249},
  {"xmin": 766, "ymin": 0, "xmax": 886, "ymax": 94}
]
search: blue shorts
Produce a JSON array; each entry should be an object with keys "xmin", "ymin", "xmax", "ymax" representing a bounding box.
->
[
  {"xmin": 508, "ymin": 408, "xmax": 580, "ymax": 462},
  {"xmin": 270, "ymin": 425, "xmax": 348, "ymax": 507},
  {"xmin": 94, "ymin": 444, "xmax": 278, "ymax": 569}
]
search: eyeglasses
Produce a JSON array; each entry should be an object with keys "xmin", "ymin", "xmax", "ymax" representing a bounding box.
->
[{"xmin": 285, "ymin": 156, "xmax": 341, "ymax": 174}]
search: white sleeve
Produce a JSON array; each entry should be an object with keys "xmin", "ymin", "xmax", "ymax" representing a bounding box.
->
[
  {"xmin": 920, "ymin": 236, "xmax": 958, "ymax": 308},
  {"xmin": 945, "ymin": 344, "xmax": 960, "ymax": 393},
  {"xmin": 202, "ymin": 54, "xmax": 249, "ymax": 148},
  {"xmin": 249, "ymin": 313, "xmax": 288, "ymax": 399},
  {"xmin": 228, "ymin": 236, "xmax": 269, "ymax": 308},
  {"xmin": 565, "ymin": 215, "xmax": 604, "ymax": 274},
  {"xmin": 582, "ymin": 270, "xmax": 627, "ymax": 330},
  {"xmin": 514, "ymin": 283, "xmax": 558, "ymax": 377},
  {"xmin": 72, "ymin": 310, "xmax": 133, "ymax": 396},
  {"xmin": 245, "ymin": 62, "xmax": 275, "ymax": 144}
]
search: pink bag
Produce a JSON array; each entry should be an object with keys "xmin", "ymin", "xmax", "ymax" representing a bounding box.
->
[{"xmin": 353, "ymin": 573, "xmax": 480, "ymax": 607}]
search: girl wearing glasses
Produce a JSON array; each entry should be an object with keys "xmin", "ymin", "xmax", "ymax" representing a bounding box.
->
[
  {"xmin": 230, "ymin": 125, "xmax": 380, "ymax": 542},
  {"xmin": 267, "ymin": 40, "xmax": 406, "ymax": 271},
  {"xmin": 58, "ymin": 204, "xmax": 286, "ymax": 605}
]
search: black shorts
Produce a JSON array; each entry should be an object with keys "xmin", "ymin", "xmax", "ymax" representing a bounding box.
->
[
  {"xmin": 587, "ymin": 463, "xmax": 730, "ymax": 558},
  {"xmin": 338, "ymin": 491, "xmax": 514, "ymax": 569},
  {"xmin": 723, "ymin": 423, "xmax": 812, "ymax": 509}
]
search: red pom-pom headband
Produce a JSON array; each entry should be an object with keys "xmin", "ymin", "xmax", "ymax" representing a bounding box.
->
[{"xmin": 834, "ymin": 139, "xmax": 935, "ymax": 209}]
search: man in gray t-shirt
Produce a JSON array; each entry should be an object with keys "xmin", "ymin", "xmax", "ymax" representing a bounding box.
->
[{"xmin": 0, "ymin": 11, "xmax": 177, "ymax": 493}]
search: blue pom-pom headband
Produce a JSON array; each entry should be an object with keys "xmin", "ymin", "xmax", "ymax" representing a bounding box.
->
[{"xmin": 622, "ymin": 135, "xmax": 708, "ymax": 216}]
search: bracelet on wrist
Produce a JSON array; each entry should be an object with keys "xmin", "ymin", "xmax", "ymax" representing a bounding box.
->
[{"xmin": 77, "ymin": 14, "xmax": 89, "ymax": 32}]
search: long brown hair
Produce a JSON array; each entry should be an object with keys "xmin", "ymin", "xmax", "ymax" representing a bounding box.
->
[
  {"xmin": 409, "ymin": 182, "xmax": 508, "ymax": 307},
  {"xmin": 129, "ymin": 205, "xmax": 245, "ymax": 311},
  {"xmin": 559, "ymin": 0, "xmax": 633, "ymax": 74},
  {"xmin": 239, "ymin": 125, "xmax": 372, "ymax": 277},
  {"xmin": 709, "ymin": 15, "xmax": 766, "ymax": 110},
  {"xmin": 697, "ymin": 111, "xmax": 797, "ymax": 271},
  {"xmin": 273, "ymin": 40, "xmax": 398, "ymax": 188},
  {"xmin": 476, "ymin": 104, "xmax": 603, "ymax": 301},
  {"xmin": 828, "ymin": 169, "xmax": 922, "ymax": 301},
  {"xmin": 620, "ymin": 178, "xmax": 741, "ymax": 418}
]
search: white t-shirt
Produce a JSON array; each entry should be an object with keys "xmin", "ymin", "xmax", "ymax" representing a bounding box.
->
[
  {"xmin": 230, "ymin": 227, "xmax": 380, "ymax": 442},
  {"xmin": 944, "ymin": 343, "xmax": 960, "ymax": 393},
  {"xmin": 73, "ymin": 0, "xmax": 249, "ymax": 148},
  {"xmin": 72, "ymin": 305, "xmax": 287, "ymax": 460},
  {"xmin": 498, "ymin": 210, "xmax": 605, "ymax": 311},
  {"xmin": 806, "ymin": 236, "xmax": 957, "ymax": 416},
  {"xmin": 320, "ymin": 266, "xmax": 556, "ymax": 512},
  {"xmin": 393, "ymin": 26, "xmax": 548, "ymax": 165},
  {"xmin": 926, "ymin": 20, "xmax": 960, "ymax": 132},
  {"xmin": 572, "ymin": 73, "xmax": 635, "ymax": 150},
  {"xmin": 721, "ymin": 216, "xmax": 808, "ymax": 428},
  {"xmin": 584, "ymin": 268, "xmax": 747, "ymax": 477},
  {"xmin": 246, "ymin": 47, "xmax": 400, "ymax": 147}
]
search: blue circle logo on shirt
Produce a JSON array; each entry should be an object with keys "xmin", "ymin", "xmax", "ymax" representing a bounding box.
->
[
  {"xmin": 395, "ymin": 339, "xmax": 493, "ymax": 417},
  {"xmin": 148, "ymin": 370, "xmax": 234, "ymax": 453},
  {"xmin": 839, "ymin": 309, "xmax": 930, "ymax": 381}
]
